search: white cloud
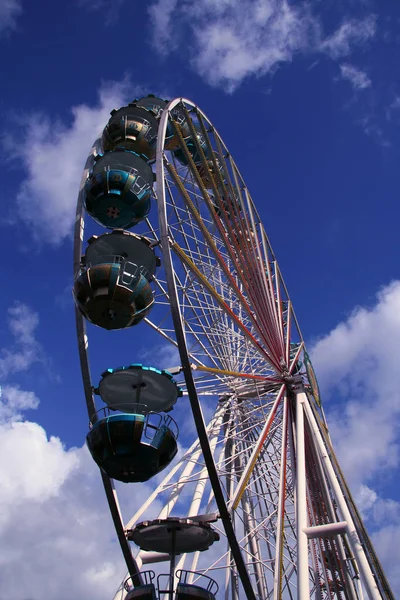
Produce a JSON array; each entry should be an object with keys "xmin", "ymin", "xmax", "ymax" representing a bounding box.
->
[
  {"xmin": 148, "ymin": 0, "xmax": 376, "ymax": 90},
  {"xmin": 353, "ymin": 491, "xmax": 400, "ymax": 592},
  {"xmin": 0, "ymin": 388, "xmax": 162, "ymax": 599},
  {"xmin": 320, "ymin": 15, "xmax": 376, "ymax": 59},
  {"xmin": 372, "ymin": 496, "xmax": 400, "ymax": 526},
  {"xmin": 0, "ymin": 385, "xmax": 39, "ymax": 421},
  {"xmin": 0, "ymin": 302, "xmax": 42, "ymax": 378},
  {"xmin": 139, "ymin": 342, "xmax": 181, "ymax": 370},
  {"xmin": 312, "ymin": 281, "xmax": 400, "ymax": 488},
  {"xmin": 0, "ymin": 0, "xmax": 22, "ymax": 36},
  {"xmin": 0, "ymin": 418, "xmax": 127, "ymax": 599},
  {"xmin": 390, "ymin": 96, "xmax": 400, "ymax": 110},
  {"xmin": 359, "ymin": 114, "xmax": 390, "ymax": 147},
  {"xmin": 355, "ymin": 484, "xmax": 378, "ymax": 516},
  {"xmin": 148, "ymin": 0, "xmax": 178, "ymax": 51},
  {"xmin": 77, "ymin": 0, "xmax": 127, "ymax": 25},
  {"xmin": 372, "ymin": 525, "xmax": 400, "ymax": 593},
  {"xmin": 0, "ymin": 414, "xmax": 166, "ymax": 599},
  {"xmin": 8, "ymin": 301, "xmax": 39, "ymax": 345},
  {"xmin": 9, "ymin": 79, "xmax": 144, "ymax": 245},
  {"xmin": 340, "ymin": 63, "xmax": 371, "ymax": 89},
  {"xmin": 312, "ymin": 281, "xmax": 400, "ymax": 594},
  {"xmin": 0, "ymin": 420, "xmax": 78, "ymax": 509}
]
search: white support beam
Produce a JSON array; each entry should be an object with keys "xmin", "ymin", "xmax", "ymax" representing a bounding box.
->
[
  {"xmin": 296, "ymin": 392, "xmax": 310, "ymax": 600},
  {"xmin": 303, "ymin": 521, "xmax": 348, "ymax": 539},
  {"xmin": 273, "ymin": 395, "xmax": 288, "ymax": 600},
  {"xmin": 303, "ymin": 397, "xmax": 382, "ymax": 600},
  {"xmin": 141, "ymin": 552, "xmax": 173, "ymax": 565}
]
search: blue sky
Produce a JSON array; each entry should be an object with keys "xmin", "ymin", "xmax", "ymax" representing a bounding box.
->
[{"xmin": 1, "ymin": 0, "xmax": 400, "ymax": 597}]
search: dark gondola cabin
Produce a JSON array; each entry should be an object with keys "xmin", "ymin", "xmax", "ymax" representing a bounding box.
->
[{"xmin": 84, "ymin": 149, "xmax": 154, "ymax": 229}]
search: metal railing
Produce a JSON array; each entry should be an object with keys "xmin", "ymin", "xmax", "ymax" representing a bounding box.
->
[
  {"xmin": 124, "ymin": 570, "xmax": 155, "ymax": 592},
  {"xmin": 78, "ymin": 255, "xmax": 153, "ymax": 284},
  {"xmin": 176, "ymin": 569, "xmax": 219, "ymax": 594},
  {"xmin": 88, "ymin": 405, "xmax": 179, "ymax": 440}
]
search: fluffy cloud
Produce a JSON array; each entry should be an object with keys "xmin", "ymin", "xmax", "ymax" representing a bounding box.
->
[
  {"xmin": 0, "ymin": 385, "xmax": 40, "ymax": 421},
  {"xmin": 340, "ymin": 63, "xmax": 371, "ymax": 90},
  {"xmin": 9, "ymin": 79, "xmax": 143, "ymax": 245},
  {"xmin": 0, "ymin": 302, "xmax": 42, "ymax": 378},
  {"xmin": 0, "ymin": 328, "xmax": 127, "ymax": 600},
  {"xmin": 312, "ymin": 280, "xmax": 400, "ymax": 594},
  {"xmin": 0, "ymin": 418, "xmax": 128, "ymax": 600},
  {"xmin": 320, "ymin": 15, "xmax": 376, "ymax": 59},
  {"xmin": 148, "ymin": 0, "xmax": 376, "ymax": 90},
  {"xmin": 139, "ymin": 342, "xmax": 181, "ymax": 370},
  {"xmin": 372, "ymin": 525, "xmax": 400, "ymax": 593},
  {"xmin": 148, "ymin": 0, "xmax": 178, "ymax": 50},
  {"xmin": 0, "ymin": 412, "xmax": 167, "ymax": 599},
  {"xmin": 312, "ymin": 280, "xmax": 400, "ymax": 486},
  {"xmin": 0, "ymin": 420, "xmax": 78, "ymax": 510},
  {"xmin": 0, "ymin": 0, "xmax": 22, "ymax": 36}
]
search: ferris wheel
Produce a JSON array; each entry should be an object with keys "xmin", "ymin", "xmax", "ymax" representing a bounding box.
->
[{"xmin": 73, "ymin": 96, "xmax": 394, "ymax": 600}]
